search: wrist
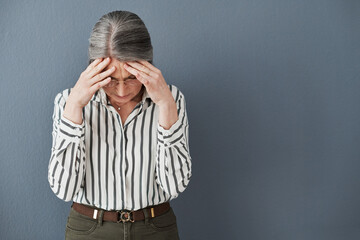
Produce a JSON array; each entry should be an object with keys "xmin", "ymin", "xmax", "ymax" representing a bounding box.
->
[
  {"xmin": 158, "ymin": 99, "xmax": 178, "ymax": 130},
  {"xmin": 158, "ymin": 98, "xmax": 176, "ymax": 110},
  {"xmin": 63, "ymin": 99, "xmax": 84, "ymax": 125},
  {"xmin": 66, "ymin": 97, "xmax": 83, "ymax": 109}
]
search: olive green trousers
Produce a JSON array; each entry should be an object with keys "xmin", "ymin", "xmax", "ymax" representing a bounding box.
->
[{"xmin": 65, "ymin": 203, "xmax": 180, "ymax": 240}]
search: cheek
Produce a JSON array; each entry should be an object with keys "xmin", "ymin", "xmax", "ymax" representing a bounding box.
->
[
  {"xmin": 102, "ymin": 89, "xmax": 118, "ymax": 100},
  {"xmin": 129, "ymin": 85, "xmax": 143, "ymax": 93}
]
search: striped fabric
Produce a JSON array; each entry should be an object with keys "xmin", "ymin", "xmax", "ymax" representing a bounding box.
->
[{"xmin": 48, "ymin": 84, "xmax": 192, "ymax": 211}]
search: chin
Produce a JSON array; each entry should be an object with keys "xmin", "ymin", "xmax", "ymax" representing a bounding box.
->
[{"xmin": 112, "ymin": 93, "xmax": 132, "ymax": 102}]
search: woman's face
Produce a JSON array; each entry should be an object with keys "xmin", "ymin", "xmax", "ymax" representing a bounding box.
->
[{"xmin": 101, "ymin": 58, "xmax": 144, "ymax": 108}]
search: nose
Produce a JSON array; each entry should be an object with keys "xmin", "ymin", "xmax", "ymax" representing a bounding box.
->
[{"xmin": 114, "ymin": 81, "xmax": 128, "ymax": 97}]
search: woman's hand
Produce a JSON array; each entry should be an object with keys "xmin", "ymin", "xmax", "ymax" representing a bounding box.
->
[
  {"xmin": 67, "ymin": 57, "xmax": 115, "ymax": 108},
  {"xmin": 123, "ymin": 60, "xmax": 179, "ymax": 129},
  {"xmin": 123, "ymin": 61, "xmax": 174, "ymax": 107}
]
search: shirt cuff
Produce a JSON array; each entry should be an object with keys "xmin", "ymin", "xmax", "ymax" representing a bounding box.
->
[
  {"xmin": 157, "ymin": 116, "xmax": 184, "ymax": 148},
  {"xmin": 57, "ymin": 114, "xmax": 85, "ymax": 142}
]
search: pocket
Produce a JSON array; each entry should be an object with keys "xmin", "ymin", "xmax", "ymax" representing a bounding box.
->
[
  {"xmin": 66, "ymin": 207, "xmax": 98, "ymax": 235},
  {"xmin": 148, "ymin": 207, "xmax": 178, "ymax": 232}
]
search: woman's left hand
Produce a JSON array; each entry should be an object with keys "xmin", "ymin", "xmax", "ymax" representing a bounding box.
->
[{"xmin": 123, "ymin": 61, "xmax": 174, "ymax": 107}]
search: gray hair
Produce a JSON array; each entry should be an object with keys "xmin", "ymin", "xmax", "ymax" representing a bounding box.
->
[{"xmin": 88, "ymin": 10, "xmax": 153, "ymax": 65}]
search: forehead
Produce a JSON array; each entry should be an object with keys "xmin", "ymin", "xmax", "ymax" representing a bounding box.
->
[
  {"xmin": 104, "ymin": 58, "xmax": 133, "ymax": 76},
  {"xmin": 104, "ymin": 58, "xmax": 124, "ymax": 69}
]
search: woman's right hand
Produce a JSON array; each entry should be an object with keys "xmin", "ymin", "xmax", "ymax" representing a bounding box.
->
[{"xmin": 67, "ymin": 57, "xmax": 115, "ymax": 108}]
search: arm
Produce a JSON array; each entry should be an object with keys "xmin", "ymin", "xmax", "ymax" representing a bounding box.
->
[
  {"xmin": 155, "ymin": 89, "xmax": 192, "ymax": 199},
  {"xmin": 47, "ymin": 91, "xmax": 86, "ymax": 201},
  {"xmin": 121, "ymin": 61, "xmax": 192, "ymax": 198}
]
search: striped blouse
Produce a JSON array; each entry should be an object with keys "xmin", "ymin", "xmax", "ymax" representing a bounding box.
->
[{"xmin": 48, "ymin": 84, "xmax": 192, "ymax": 211}]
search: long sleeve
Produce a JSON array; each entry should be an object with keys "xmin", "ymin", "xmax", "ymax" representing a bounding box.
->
[
  {"xmin": 48, "ymin": 91, "xmax": 86, "ymax": 202},
  {"xmin": 155, "ymin": 90, "xmax": 192, "ymax": 199}
]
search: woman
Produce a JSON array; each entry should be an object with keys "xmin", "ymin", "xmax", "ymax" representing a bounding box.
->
[{"xmin": 48, "ymin": 10, "xmax": 192, "ymax": 240}]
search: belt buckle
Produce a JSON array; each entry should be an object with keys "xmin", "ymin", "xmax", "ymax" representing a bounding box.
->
[{"xmin": 116, "ymin": 210, "xmax": 134, "ymax": 223}]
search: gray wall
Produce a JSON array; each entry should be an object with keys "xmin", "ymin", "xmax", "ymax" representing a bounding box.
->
[{"xmin": 1, "ymin": 0, "xmax": 359, "ymax": 239}]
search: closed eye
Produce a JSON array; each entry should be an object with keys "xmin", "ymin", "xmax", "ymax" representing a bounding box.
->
[{"xmin": 110, "ymin": 75, "xmax": 136, "ymax": 81}]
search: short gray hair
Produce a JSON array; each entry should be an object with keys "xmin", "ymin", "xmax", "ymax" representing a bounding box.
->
[{"xmin": 88, "ymin": 10, "xmax": 153, "ymax": 65}]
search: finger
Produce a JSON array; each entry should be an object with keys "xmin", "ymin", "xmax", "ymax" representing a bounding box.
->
[
  {"xmin": 89, "ymin": 77, "xmax": 111, "ymax": 93},
  {"xmin": 84, "ymin": 58, "xmax": 102, "ymax": 74},
  {"xmin": 89, "ymin": 66, "xmax": 115, "ymax": 85},
  {"xmin": 138, "ymin": 60, "xmax": 159, "ymax": 73},
  {"xmin": 88, "ymin": 57, "xmax": 111, "ymax": 79},
  {"xmin": 125, "ymin": 61, "xmax": 154, "ymax": 77},
  {"xmin": 124, "ymin": 64, "xmax": 150, "ymax": 85}
]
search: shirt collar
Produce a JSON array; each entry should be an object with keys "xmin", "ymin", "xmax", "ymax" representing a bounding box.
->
[{"xmin": 91, "ymin": 86, "xmax": 151, "ymax": 106}]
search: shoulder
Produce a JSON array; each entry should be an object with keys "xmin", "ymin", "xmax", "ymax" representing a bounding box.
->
[{"xmin": 167, "ymin": 84, "xmax": 185, "ymax": 103}]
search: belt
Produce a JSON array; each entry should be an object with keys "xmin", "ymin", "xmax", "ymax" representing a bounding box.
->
[{"xmin": 71, "ymin": 201, "xmax": 170, "ymax": 223}]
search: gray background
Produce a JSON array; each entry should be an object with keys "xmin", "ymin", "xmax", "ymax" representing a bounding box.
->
[{"xmin": 0, "ymin": 0, "xmax": 359, "ymax": 239}]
